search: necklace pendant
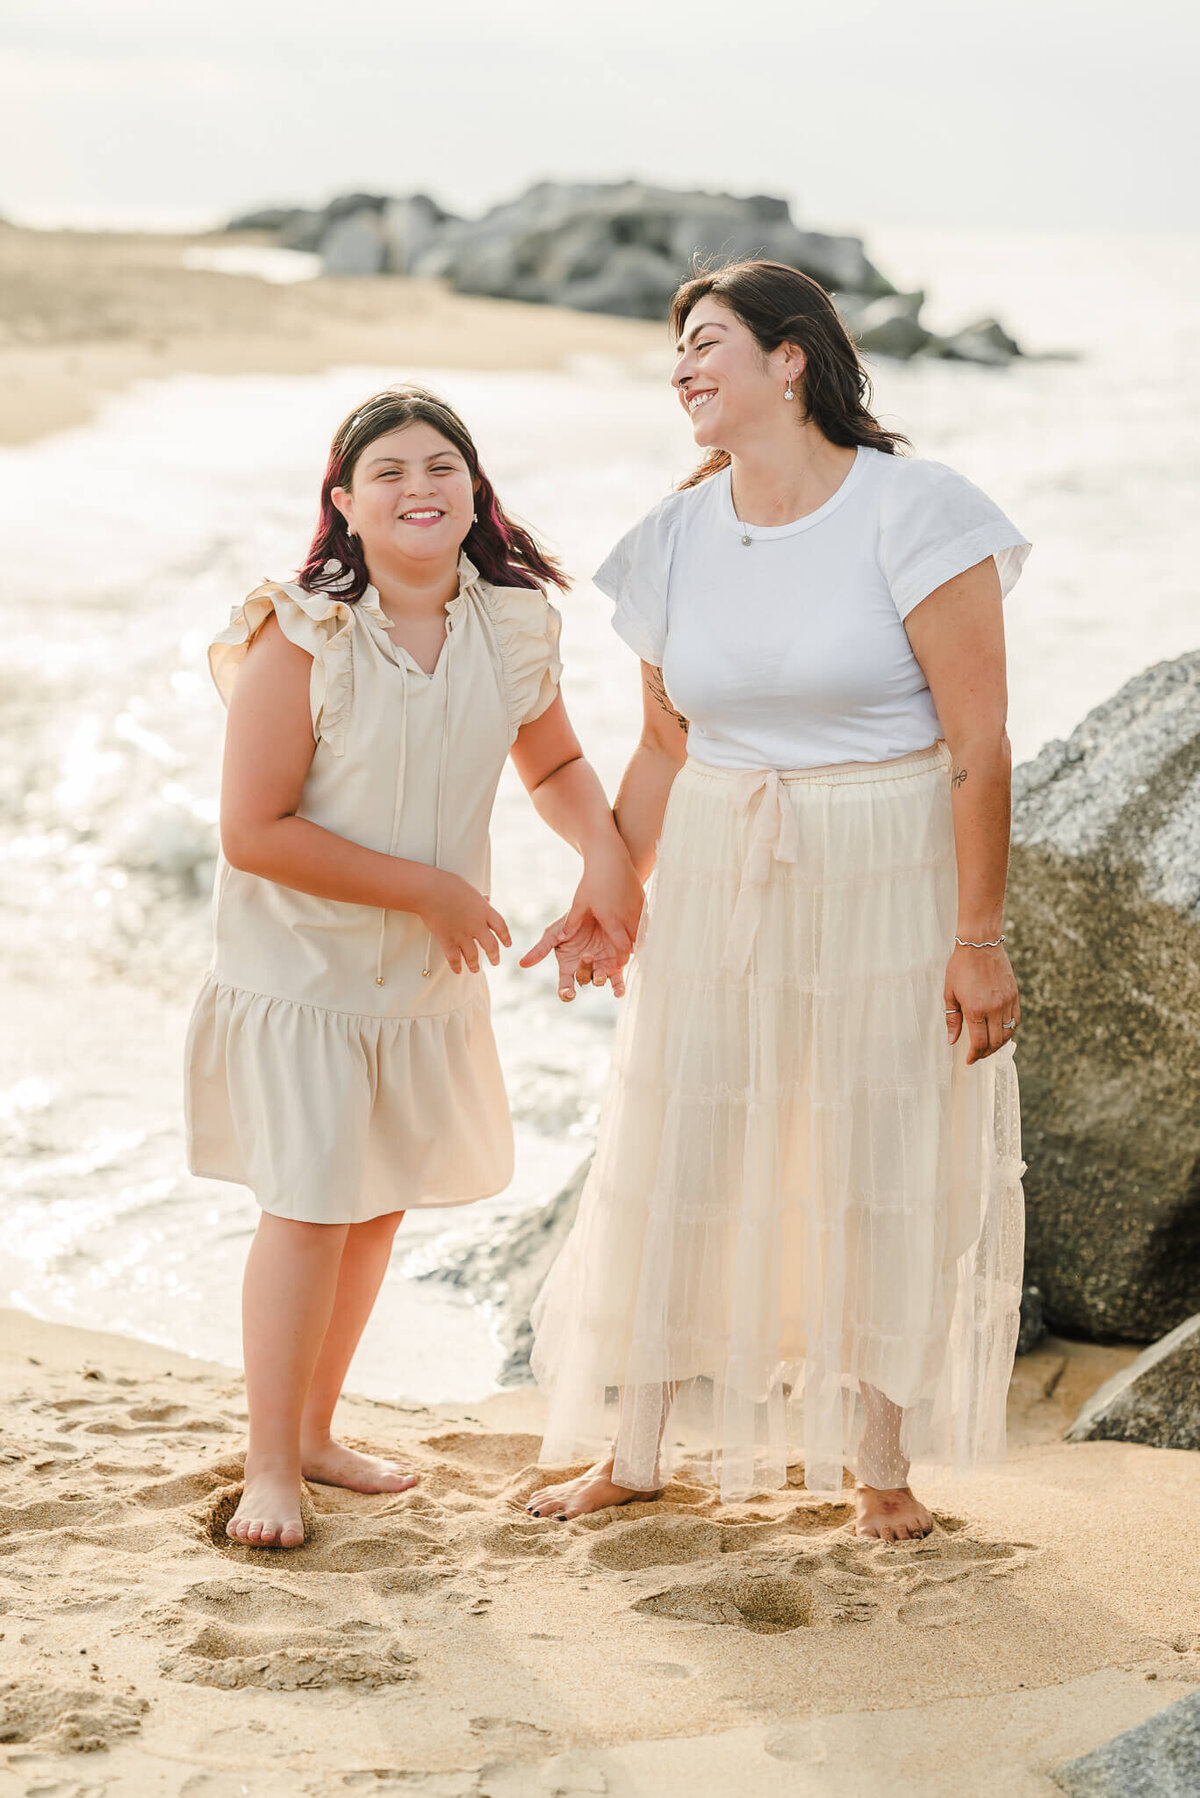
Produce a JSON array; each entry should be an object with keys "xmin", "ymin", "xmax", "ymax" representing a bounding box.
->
[{"xmin": 741, "ymin": 532, "xmax": 751, "ymax": 547}]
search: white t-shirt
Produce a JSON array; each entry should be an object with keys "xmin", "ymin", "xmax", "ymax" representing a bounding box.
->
[{"xmin": 593, "ymin": 446, "xmax": 1030, "ymax": 771}]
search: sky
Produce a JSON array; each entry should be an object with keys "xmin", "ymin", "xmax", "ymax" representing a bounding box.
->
[{"xmin": 5, "ymin": 0, "xmax": 1198, "ymax": 234}]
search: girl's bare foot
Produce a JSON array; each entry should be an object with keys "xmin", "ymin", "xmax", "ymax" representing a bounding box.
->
[
  {"xmin": 300, "ymin": 1436, "xmax": 418, "ymax": 1494},
  {"xmin": 526, "ymin": 1457, "xmax": 659, "ymax": 1520},
  {"xmin": 227, "ymin": 1457, "xmax": 305, "ymax": 1548},
  {"xmin": 854, "ymin": 1480, "xmax": 933, "ymax": 1542}
]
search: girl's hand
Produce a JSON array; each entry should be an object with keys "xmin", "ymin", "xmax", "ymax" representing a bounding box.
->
[
  {"xmin": 944, "ymin": 944, "xmax": 1020, "ymax": 1065},
  {"xmin": 418, "ymin": 871, "xmax": 511, "ymax": 974},
  {"xmin": 520, "ymin": 846, "xmax": 644, "ymax": 1001}
]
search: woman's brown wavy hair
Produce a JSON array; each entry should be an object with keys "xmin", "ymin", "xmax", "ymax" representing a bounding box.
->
[
  {"xmin": 300, "ymin": 384, "xmax": 568, "ymax": 599},
  {"xmin": 669, "ymin": 260, "xmax": 909, "ymax": 489}
]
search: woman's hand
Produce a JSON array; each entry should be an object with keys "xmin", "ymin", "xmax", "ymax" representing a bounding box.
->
[
  {"xmin": 944, "ymin": 944, "xmax": 1020, "ymax": 1065},
  {"xmin": 418, "ymin": 871, "xmax": 511, "ymax": 974},
  {"xmin": 520, "ymin": 845, "xmax": 644, "ymax": 1001}
]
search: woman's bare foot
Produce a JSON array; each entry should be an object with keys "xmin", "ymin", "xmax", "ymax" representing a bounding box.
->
[
  {"xmin": 526, "ymin": 1457, "xmax": 659, "ymax": 1521},
  {"xmin": 854, "ymin": 1480, "xmax": 933, "ymax": 1542},
  {"xmin": 227, "ymin": 1457, "xmax": 305, "ymax": 1548},
  {"xmin": 300, "ymin": 1436, "xmax": 418, "ymax": 1495}
]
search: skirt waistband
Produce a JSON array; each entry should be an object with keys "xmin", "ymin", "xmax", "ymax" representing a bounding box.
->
[
  {"xmin": 683, "ymin": 741, "xmax": 950, "ymax": 789},
  {"xmin": 673, "ymin": 741, "xmax": 950, "ymax": 975}
]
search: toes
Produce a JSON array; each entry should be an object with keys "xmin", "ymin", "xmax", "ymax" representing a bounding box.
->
[{"xmin": 280, "ymin": 1521, "xmax": 305, "ymax": 1547}]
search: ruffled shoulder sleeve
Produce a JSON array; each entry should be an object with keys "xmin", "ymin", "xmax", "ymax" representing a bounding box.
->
[
  {"xmin": 480, "ymin": 583, "xmax": 564, "ymax": 740},
  {"xmin": 878, "ymin": 458, "xmax": 1031, "ymax": 621},
  {"xmin": 592, "ymin": 492, "xmax": 680, "ymax": 665},
  {"xmin": 207, "ymin": 580, "xmax": 357, "ymax": 755}
]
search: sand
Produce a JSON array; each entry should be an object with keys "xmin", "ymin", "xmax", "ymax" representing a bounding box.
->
[
  {"xmin": 0, "ymin": 223, "xmax": 664, "ymax": 447},
  {"xmin": 0, "ymin": 1306, "xmax": 1196, "ymax": 1797}
]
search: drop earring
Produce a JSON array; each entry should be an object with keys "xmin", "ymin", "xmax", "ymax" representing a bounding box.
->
[{"xmin": 784, "ymin": 371, "xmax": 796, "ymax": 402}]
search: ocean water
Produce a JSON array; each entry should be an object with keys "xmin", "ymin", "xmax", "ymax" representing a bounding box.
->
[{"xmin": 1, "ymin": 232, "xmax": 1197, "ymax": 1403}]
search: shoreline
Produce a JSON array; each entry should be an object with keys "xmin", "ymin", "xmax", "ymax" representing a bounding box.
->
[
  {"xmin": 1, "ymin": 1304, "xmax": 1196, "ymax": 1793},
  {"xmin": 0, "ymin": 223, "xmax": 665, "ymax": 448}
]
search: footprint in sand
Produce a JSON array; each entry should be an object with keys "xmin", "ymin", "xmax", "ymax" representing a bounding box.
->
[
  {"xmin": 162, "ymin": 1617, "xmax": 415, "ymax": 1691},
  {"xmin": 152, "ymin": 1576, "xmax": 416, "ymax": 1692},
  {"xmin": 0, "ymin": 1677, "xmax": 149, "ymax": 1752},
  {"xmin": 635, "ymin": 1572, "xmax": 817, "ymax": 1633}
]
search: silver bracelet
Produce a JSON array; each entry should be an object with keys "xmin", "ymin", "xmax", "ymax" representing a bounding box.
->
[{"xmin": 955, "ymin": 934, "xmax": 1005, "ymax": 949}]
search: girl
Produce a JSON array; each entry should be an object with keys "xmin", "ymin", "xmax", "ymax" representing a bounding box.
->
[
  {"xmin": 526, "ymin": 261, "xmax": 1029, "ymax": 1541},
  {"xmin": 186, "ymin": 385, "xmax": 641, "ymax": 1548}
]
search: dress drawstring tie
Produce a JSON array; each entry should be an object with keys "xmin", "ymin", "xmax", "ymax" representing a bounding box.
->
[
  {"xmin": 375, "ymin": 619, "xmax": 454, "ymax": 987},
  {"xmin": 720, "ymin": 770, "xmax": 800, "ymax": 976}
]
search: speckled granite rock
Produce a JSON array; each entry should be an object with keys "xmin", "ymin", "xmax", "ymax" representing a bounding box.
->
[
  {"xmin": 1054, "ymin": 1690, "xmax": 1200, "ymax": 1796},
  {"xmin": 1067, "ymin": 1313, "xmax": 1200, "ymax": 1449},
  {"xmin": 1007, "ymin": 652, "xmax": 1200, "ymax": 1340}
]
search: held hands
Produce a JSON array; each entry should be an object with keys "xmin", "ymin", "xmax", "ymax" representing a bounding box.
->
[
  {"xmin": 944, "ymin": 943, "xmax": 1020, "ymax": 1065},
  {"xmin": 418, "ymin": 871, "xmax": 511, "ymax": 975},
  {"xmin": 519, "ymin": 846, "xmax": 645, "ymax": 1002}
]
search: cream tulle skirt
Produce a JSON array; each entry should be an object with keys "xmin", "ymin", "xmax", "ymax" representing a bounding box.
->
[{"xmin": 529, "ymin": 743, "xmax": 1025, "ymax": 1501}]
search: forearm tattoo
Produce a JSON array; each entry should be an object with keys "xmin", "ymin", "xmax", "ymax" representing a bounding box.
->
[
  {"xmin": 951, "ymin": 765, "xmax": 968, "ymax": 789},
  {"xmin": 647, "ymin": 666, "xmax": 689, "ymax": 733}
]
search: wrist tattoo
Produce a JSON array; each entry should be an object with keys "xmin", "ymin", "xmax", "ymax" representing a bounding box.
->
[
  {"xmin": 647, "ymin": 666, "xmax": 689, "ymax": 733},
  {"xmin": 950, "ymin": 765, "xmax": 967, "ymax": 789}
]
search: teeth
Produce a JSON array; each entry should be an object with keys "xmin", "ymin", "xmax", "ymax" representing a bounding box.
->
[
  {"xmin": 688, "ymin": 392, "xmax": 714, "ymax": 412},
  {"xmin": 401, "ymin": 510, "xmax": 442, "ymax": 519}
]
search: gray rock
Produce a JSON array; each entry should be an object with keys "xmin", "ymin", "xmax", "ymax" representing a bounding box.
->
[
  {"xmin": 1054, "ymin": 1690, "xmax": 1200, "ymax": 1796},
  {"xmin": 381, "ymin": 193, "xmax": 454, "ymax": 275},
  {"xmin": 281, "ymin": 192, "xmax": 389, "ymax": 255},
  {"xmin": 320, "ymin": 208, "xmax": 386, "ymax": 277},
  {"xmin": 1007, "ymin": 652, "xmax": 1200, "ymax": 1339},
  {"xmin": 1017, "ymin": 1284, "xmax": 1048, "ymax": 1355},
  {"xmin": 222, "ymin": 179, "xmax": 1020, "ymax": 355},
  {"xmin": 561, "ymin": 246, "xmax": 683, "ymax": 321},
  {"xmin": 1067, "ymin": 1312, "xmax": 1200, "ymax": 1449},
  {"xmin": 929, "ymin": 316, "xmax": 1023, "ymax": 364},
  {"xmin": 415, "ymin": 1157, "xmax": 590, "ymax": 1385},
  {"xmin": 851, "ymin": 292, "xmax": 933, "ymax": 359}
]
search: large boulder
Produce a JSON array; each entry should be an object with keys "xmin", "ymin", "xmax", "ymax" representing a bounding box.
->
[
  {"xmin": 319, "ymin": 208, "xmax": 386, "ymax": 276},
  {"xmin": 1067, "ymin": 1313, "xmax": 1200, "ymax": 1450},
  {"xmin": 411, "ymin": 180, "xmax": 898, "ymax": 319},
  {"xmin": 1007, "ymin": 652, "xmax": 1200, "ymax": 1341},
  {"xmin": 1054, "ymin": 1690, "xmax": 1200, "ymax": 1796}
]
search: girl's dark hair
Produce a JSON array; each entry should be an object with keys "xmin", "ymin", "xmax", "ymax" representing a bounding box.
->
[
  {"xmin": 299, "ymin": 384, "xmax": 568, "ymax": 599},
  {"xmin": 669, "ymin": 259, "xmax": 909, "ymax": 489}
]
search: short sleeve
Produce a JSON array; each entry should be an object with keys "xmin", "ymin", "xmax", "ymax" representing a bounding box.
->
[
  {"xmin": 482, "ymin": 585, "xmax": 564, "ymax": 740},
  {"xmin": 208, "ymin": 581, "xmax": 356, "ymax": 755},
  {"xmin": 592, "ymin": 497, "xmax": 677, "ymax": 665},
  {"xmin": 879, "ymin": 459, "xmax": 1031, "ymax": 621}
]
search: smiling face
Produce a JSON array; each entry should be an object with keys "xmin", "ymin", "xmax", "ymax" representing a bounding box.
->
[
  {"xmin": 331, "ymin": 420, "xmax": 476, "ymax": 572},
  {"xmin": 671, "ymin": 298, "xmax": 803, "ymax": 449}
]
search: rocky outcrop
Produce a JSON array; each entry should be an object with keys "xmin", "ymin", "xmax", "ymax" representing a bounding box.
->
[
  {"xmin": 1006, "ymin": 652, "xmax": 1200, "ymax": 1341},
  {"xmin": 413, "ymin": 1157, "xmax": 589, "ymax": 1386},
  {"xmin": 1067, "ymin": 1313, "xmax": 1200, "ymax": 1450},
  {"xmin": 223, "ymin": 181, "xmax": 1021, "ymax": 361},
  {"xmin": 1054, "ymin": 1690, "xmax": 1200, "ymax": 1796}
]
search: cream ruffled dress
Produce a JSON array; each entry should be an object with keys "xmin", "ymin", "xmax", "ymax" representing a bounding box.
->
[{"xmin": 185, "ymin": 554, "xmax": 561, "ymax": 1224}]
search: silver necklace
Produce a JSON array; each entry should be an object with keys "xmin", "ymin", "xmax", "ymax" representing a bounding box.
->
[{"xmin": 731, "ymin": 458, "xmax": 817, "ymax": 547}]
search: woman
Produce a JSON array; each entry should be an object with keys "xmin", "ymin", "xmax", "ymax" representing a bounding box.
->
[{"xmin": 525, "ymin": 261, "xmax": 1029, "ymax": 1542}]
